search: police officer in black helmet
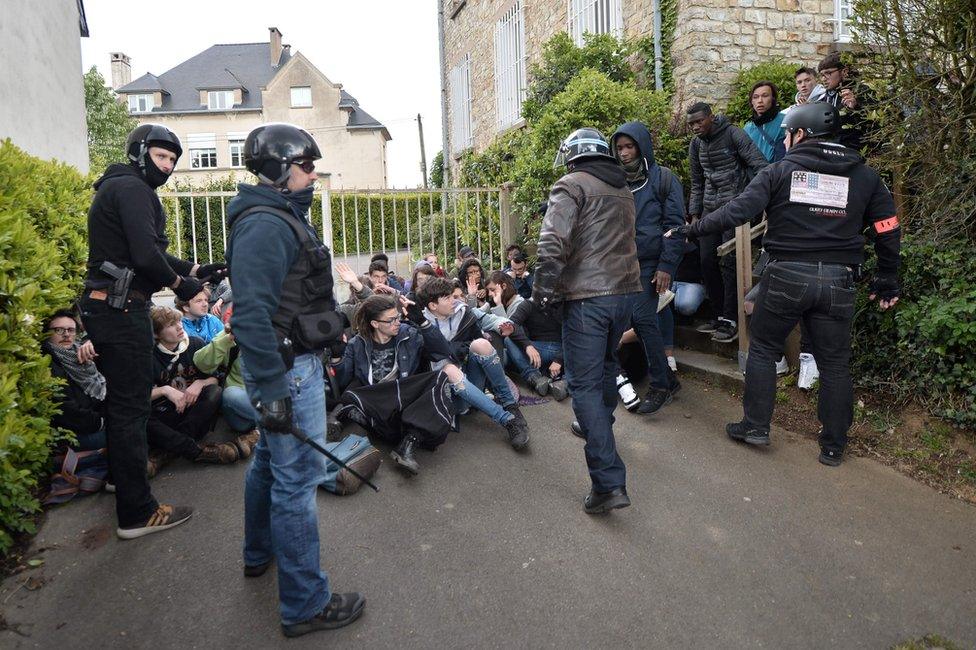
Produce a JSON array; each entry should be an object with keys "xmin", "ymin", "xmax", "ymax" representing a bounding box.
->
[
  {"xmin": 81, "ymin": 123, "xmax": 225, "ymax": 540},
  {"xmin": 668, "ymin": 103, "xmax": 901, "ymax": 466},
  {"xmin": 225, "ymin": 123, "xmax": 364, "ymax": 637}
]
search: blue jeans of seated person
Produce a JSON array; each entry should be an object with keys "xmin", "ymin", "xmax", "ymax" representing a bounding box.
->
[
  {"xmin": 452, "ymin": 355, "xmax": 515, "ymax": 426},
  {"xmin": 563, "ymin": 294, "xmax": 632, "ymax": 493},
  {"xmin": 658, "ymin": 281, "xmax": 707, "ymax": 348},
  {"xmin": 222, "ymin": 385, "xmax": 259, "ymax": 432},
  {"xmin": 631, "ymin": 273, "xmax": 675, "ymax": 391},
  {"xmin": 243, "ymin": 353, "xmax": 331, "ymax": 626},
  {"xmin": 504, "ymin": 338, "xmax": 563, "ymax": 379}
]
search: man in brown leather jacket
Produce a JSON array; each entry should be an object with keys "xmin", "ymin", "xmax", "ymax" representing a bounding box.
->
[{"xmin": 532, "ymin": 128, "xmax": 642, "ymax": 514}]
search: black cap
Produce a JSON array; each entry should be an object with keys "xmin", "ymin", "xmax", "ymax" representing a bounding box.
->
[{"xmin": 244, "ymin": 123, "xmax": 321, "ymax": 187}]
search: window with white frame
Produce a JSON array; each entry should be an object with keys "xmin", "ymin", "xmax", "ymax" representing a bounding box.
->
[
  {"xmin": 290, "ymin": 86, "xmax": 312, "ymax": 108},
  {"xmin": 568, "ymin": 0, "xmax": 624, "ymax": 46},
  {"xmin": 127, "ymin": 93, "xmax": 154, "ymax": 113},
  {"xmin": 833, "ymin": 0, "xmax": 852, "ymax": 42},
  {"xmin": 449, "ymin": 55, "xmax": 474, "ymax": 153},
  {"xmin": 228, "ymin": 132, "xmax": 247, "ymax": 168},
  {"xmin": 187, "ymin": 133, "xmax": 218, "ymax": 168},
  {"xmin": 207, "ymin": 90, "xmax": 234, "ymax": 110},
  {"xmin": 494, "ymin": 2, "xmax": 527, "ymax": 131}
]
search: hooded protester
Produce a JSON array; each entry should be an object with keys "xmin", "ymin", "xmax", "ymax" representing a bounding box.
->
[
  {"xmin": 610, "ymin": 122, "xmax": 685, "ymax": 414},
  {"xmin": 744, "ymin": 81, "xmax": 787, "ymax": 163}
]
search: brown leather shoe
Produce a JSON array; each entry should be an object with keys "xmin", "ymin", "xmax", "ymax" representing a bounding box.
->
[
  {"xmin": 146, "ymin": 449, "xmax": 174, "ymax": 479},
  {"xmin": 195, "ymin": 442, "xmax": 239, "ymax": 464},
  {"xmin": 233, "ymin": 429, "xmax": 261, "ymax": 459}
]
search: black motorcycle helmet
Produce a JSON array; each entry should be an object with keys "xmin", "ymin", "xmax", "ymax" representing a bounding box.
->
[
  {"xmin": 125, "ymin": 124, "xmax": 182, "ymax": 187},
  {"xmin": 553, "ymin": 127, "xmax": 615, "ymax": 168},
  {"xmin": 244, "ymin": 123, "xmax": 321, "ymax": 187},
  {"xmin": 781, "ymin": 102, "xmax": 840, "ymax": 138}
]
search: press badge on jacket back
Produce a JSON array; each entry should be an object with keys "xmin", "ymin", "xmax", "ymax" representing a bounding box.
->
[{"xmin": 789, "ymin": 171, "xmax": 849, "ymax": 209}]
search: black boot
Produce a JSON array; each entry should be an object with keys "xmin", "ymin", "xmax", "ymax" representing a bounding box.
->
[
  {"xmin": 637, "ymin": 387, "xmax": 672, "ymax": 414},
  {"xmin": 583, "ymin": 487, "xmax": 631, "ymax": 514},
  {"xmin": 391, "ymin": 434, "xmax": 420, "ymax": 474},
  {"xmin": 526, "ymin": 370, "xmax": 549, "ymax": 396},
  {"xmin": 726, "ymin": 421, "xmax": 770, "ymax": 446},
  {"xmin": 280, "ymin": 592, "xmax": 366, "ymax": 637},
  {"xmin": 503, "ymin": 404, "xmax": 529, "ymax": 450}
]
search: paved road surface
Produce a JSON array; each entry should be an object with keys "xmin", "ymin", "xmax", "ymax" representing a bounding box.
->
[{"xmin": 2, "ymin": 377, "xmax": 973, "ymax": 648}]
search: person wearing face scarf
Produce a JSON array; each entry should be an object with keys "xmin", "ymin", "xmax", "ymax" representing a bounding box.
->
[
  {"xmin": 80, "ymin": 124, "xmax": 227, "ymax": 541},
  {"xmin": 744, "ymin": 81, "xmax": 787, "ymax": 163}
]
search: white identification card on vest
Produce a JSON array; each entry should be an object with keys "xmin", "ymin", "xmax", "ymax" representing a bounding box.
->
[{"xmin": 789, "ymin": 171, "xmax": 849, "ymax": 208}]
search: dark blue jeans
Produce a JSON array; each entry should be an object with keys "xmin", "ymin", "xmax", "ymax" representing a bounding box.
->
[
  {"xmin": 562, "ymin": 294, "xmax": 633, "ymax": 492},
  {"xmin": 745, "ymin": 261, "xmax": 856, "ymax": 452},
  {"xmin": 504, "ymin": 337, "xmax": 563, "ymax": 379},
  {"xmin": 631, "ymin": 272, "xmax": 673, "ymax": 390}
]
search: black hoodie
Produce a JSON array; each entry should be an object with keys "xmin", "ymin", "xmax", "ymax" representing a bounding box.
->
[
  {"xmin": 690, "ymin": 140, "xmax": 900, "ymax": 274},
  {"xmin": 85, "ymin": 163, "xmax": 193, "ymax": 297}
]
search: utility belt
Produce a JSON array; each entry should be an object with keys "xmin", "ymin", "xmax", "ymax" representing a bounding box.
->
[{"xmin": 84, "ymin": 262, "xmax": 144, "ymax": 309}]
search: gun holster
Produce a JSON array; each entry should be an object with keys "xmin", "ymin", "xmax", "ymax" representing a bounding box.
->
[{"xmin": 98, "ymin": 261, "xmax": 135, "ymax": 310}]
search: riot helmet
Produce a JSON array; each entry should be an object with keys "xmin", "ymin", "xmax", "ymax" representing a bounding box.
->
[
  {"xmin": 781, "ymin": 102, "xmax": 840, "ymax": 138},
  {"xmin": 553, "ymin": 128, "xmax": 615, "ymax": 168},
  {"xmin": 244, "ymin": 123, "xmax": 321, "ymax": 188}
]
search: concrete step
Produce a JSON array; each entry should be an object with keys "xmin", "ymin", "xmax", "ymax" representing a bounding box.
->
[
  {"xmin": 674, "ymin": 348, "xmax": 744, "ymax": 393},
  {"xmin": 674, "ymin": 323, "xmax": 739, "ymax": 361}
]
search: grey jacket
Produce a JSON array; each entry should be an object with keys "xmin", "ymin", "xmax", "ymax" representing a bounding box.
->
[
  {"xmin": 688, "ymin": 116, "xmax": 768, "ymax": 216},
  {"xmin": 534, "ymin": 163, "xmax": 642, "ymax": 302}
]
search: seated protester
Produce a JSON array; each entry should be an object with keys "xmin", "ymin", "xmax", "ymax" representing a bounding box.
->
[
  {"xmin": 488, "ymin": 273, "xmax": 569, "ymax": 401},
  {"xmin": 507, "ymin": 253, "xmax": 533, "ymax": 300},
  {"xmin": 370, "ymin": 253, "xmax": 406, "ymax": 292},
  {"xmin": 43, "ymin": 309, "xmax": 106, "ymax": 451},
  {"xmin": 209, "ymin": 277, "xmax": 233, "ymax": 318},
  {"xmin": 336, "ymin": 262, "xmax": 400, "ymax": 333},
  {"xmin": 423, "ymin": 252, "xmax": 447, "ymax": 277},
  {"xmin": 147, "ymin": 306, "xmax": 237, "ymax": 471},
  {"xmin": 744, "ymin": 80, "xmax": 787, "ymax": 163},
  {"xmin": 404, "ymin": 260, "xmax": 436, "ymax": 295},
  {"xmin": 177, "ymin": 286, "xmax": 224, "ymax": 343},
  {"xmin": 502, "ymin": 243, "xmax": 525, "ymax": 271},
  {"xmin": 334, "ymin": 294, "xmax": 524, "ymax": 474},
  {"xmin": 457, "ymin": 257, "xmax": 487, "ymax": 308},
  {"xmin": 453, "ymin": 245, "xmax": 476, "ymax": 274},
  {"xmin": 367, "ymin": 260, "xmax": 402, "ymax": 297},
  {"xmin": 192, "ymin": 319, "xmax": 262, "ymax": 459},
  {"xmin": 418, "ymin": 277, "xmax": 530, "ymax": 449},
  {"xmin": 657, "ymin": 240, "xmax": 707, "ymax": 372}
]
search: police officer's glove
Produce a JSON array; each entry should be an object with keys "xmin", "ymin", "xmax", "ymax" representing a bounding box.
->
[
  {"xmin": 256, "ymin": 397, "xmax": 293, "ymax": 434},
  {"xmin": 196, "ymin": 263, "xmax": 227, "ymax": 282},
  {"xmin": 530, "ymin": 291, "xmax": 560, "ymax": 315},
  {"xmin": 869, "ymin": 274, "xmax": 900, "ymax": 302},
  {"xmin": 174, "ymin": 275, "xmax": 205, "ymax": 301},
  {"xmin": 665, "ymin": 224, "xmax": 695, "ymax": 240},
  {"xmin": 404, "ymin": 299, "xmax": 428, "ymax": 327}
]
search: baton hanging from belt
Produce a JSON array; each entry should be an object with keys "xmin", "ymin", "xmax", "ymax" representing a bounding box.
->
[{"xmin": 289, "ymin": 425, "xmax": 380, "ymax": 492}]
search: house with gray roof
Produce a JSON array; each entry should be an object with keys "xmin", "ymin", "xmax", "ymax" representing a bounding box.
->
[{"xmin": 113, "ymin": 27, "xmax": 390, "ymax": 188}]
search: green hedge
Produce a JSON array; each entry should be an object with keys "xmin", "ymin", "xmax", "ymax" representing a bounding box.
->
[
  {"xmin": 0, "ymin": 140, "xmax": 91, "ymax": 552},
  {"xmin": 725, "ymin": 59, "xmax": 799, "ymax": 125}
]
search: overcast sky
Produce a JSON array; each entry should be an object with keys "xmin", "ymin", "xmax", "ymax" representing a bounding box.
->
[{"xmin": 80, "ymin": 0, "xmax": 443, "ymax": 188}]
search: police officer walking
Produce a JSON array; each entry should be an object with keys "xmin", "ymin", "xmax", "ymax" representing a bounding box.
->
[
  {"xmin": 226, "ymin": 123, "xmax": 364, "ymax": 637},
  {"xmin": 533, "ymin": 128, "xmax": 642, "ymax": 514},
  {"xmin": 82, "ymin": 124, "xmax": 224, "ymax": 539},
  {"xmin": 668, "ymin": 103, "xmax": 901, "ymax": 466}
]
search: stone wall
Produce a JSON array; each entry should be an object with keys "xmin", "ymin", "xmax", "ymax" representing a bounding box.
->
[{"xmin": 442, "ymin": 0, "xmax": 840, "ymax": 175}]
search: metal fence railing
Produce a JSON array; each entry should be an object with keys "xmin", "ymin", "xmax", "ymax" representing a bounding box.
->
[{"xmin": 157, "ymin": 187, "xmax": 514, "ymax": 279}]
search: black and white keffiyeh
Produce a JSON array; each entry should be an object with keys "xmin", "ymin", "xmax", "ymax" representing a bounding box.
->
[{"xmin": 45, "ymin": 341, "xmax": 107, "ymax": 401}]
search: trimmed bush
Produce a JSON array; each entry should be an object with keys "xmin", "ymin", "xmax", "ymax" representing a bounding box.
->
[
  {"xmin": 0, "ymin": 140, "xmax": 91, "ymax": 552},
  {"xmin": 725, "ymin": 59, "xmax": 800, "ymax": 125}
]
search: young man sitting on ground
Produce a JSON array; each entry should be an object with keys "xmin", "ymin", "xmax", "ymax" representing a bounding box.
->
[
  {"xmin": 178, "ymin": 286, "xmax": 224, "ymax": 344},
  {"xmin": 147, "ymin": 306, "xmax": 241, "ymax": 474},
  {"xmin": 418, "ymin": 277, "xmax": 530, "ymax": 449}
]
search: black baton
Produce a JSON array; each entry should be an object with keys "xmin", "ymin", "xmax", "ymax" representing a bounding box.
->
[{"xmin": 289, "ymin": 425, "xmax": 379, "ymax": 492}]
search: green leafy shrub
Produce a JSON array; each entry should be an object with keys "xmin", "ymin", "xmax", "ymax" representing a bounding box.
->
[
  {"xmin": 0, "ymin": 140, "xmax": 91, "ymax": 552},
  {"xmin": 725, "ymin": 59, "xmax": 799, "ymax": 125}
]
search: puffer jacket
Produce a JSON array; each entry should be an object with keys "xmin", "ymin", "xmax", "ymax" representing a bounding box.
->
[
  {"xmin": 533, "ymin": 159, "xmax": 641, "ymax": 302},
  {"xmin": 688, "ymin": 116, "xmax": 768, "ymax": 216}
]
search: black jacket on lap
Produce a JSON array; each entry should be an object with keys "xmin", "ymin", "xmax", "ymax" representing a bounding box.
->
[
  {"xmin": 47, "ymin": 347, "xmax": 104, "ymax": 436},
  {"xmin": 690, "ymin": 140, "xmax": 900, "ymax": 274}
]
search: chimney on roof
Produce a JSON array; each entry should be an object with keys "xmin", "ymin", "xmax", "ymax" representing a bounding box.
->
[
  {"xmin": 269, "ymin": 27, "xmax": 283, "ymax": 66},
  {"xmin": 110, "ymin": 52, "xmax": 131, "ymax": 90}
]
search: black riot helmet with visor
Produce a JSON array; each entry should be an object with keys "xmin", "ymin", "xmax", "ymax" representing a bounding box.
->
[
  {"xmin": 553, "ymin": 128, "xmax": 615, "ymax": 168},
  {"xmin": 244, "ymin": 123, "xmax": 322, "ymax": 188}
]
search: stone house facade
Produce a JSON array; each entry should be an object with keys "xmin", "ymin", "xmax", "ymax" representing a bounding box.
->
[
  {"xmin": 442, "ymin": 0, "xmax": 850, "ymax": 174},
  {"xmin": 114, "ymin": 28, "xmax": 390, "ymax": 188}
]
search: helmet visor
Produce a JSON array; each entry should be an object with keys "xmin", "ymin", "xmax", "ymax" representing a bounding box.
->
[{"xmin": 553, "ymin": 147, "xmax": 568, "ymax": 170}]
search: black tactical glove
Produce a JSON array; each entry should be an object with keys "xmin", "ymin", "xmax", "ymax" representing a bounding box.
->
[
  {"xmin": 256, "ymin": 397, "xmax": 293, "ymax": 434},
  {"xmin": 404, "ymin": 299, "xmax": 427, "ymax": 327},
  {"xmin": 869, "ymin": 274, "xmax": 900, "ymax": 301},
  {"xmin": 665, "ymin": 224, "xmax": 695, "ymax": 240},
  {"xmin": 173, "ymin": 275, "xmax": 205, "ymax": 301},
  {"xmin": 195, "ymin": 263, "xmax": 227, "ymax": 282}
]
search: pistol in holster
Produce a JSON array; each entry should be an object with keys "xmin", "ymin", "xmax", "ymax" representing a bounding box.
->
[{"xmin": 99, "ymin": 261, "xmax": 135, "ymax": 310}]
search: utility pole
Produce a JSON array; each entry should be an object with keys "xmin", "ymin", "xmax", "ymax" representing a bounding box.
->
[
  {"xmin": 417, "ymin": 113, "xmax": 429, "ymax": 188},
  {"xmin": 437, "ymin": 0, "xmax": 452, "ymax": 188}
]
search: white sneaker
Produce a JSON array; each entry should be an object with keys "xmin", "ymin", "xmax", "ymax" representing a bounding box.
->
[
  {"xmin": 667, "ymin": 356, "xmax": 677, "ymax": 373},
  {"xmin": 775, "ymin": 356, "xmax": 789, "ymax": 376},
  {"xmin": 798, "ymin": 353, "xmax": 819, "ymax": 389},
  {"xmin": 657, "ymin": 289, "xmax": 675, "ymax": 313},
  {"xmin": 616, "ymin": 374, "xmax": 640, "ymax": 411}
]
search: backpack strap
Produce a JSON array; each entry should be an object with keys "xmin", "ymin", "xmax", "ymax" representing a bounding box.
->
[{"xmin": 657, "ymin": 166, "xmax": 674, "ymax": 209}]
